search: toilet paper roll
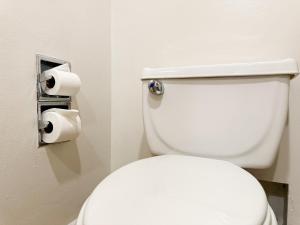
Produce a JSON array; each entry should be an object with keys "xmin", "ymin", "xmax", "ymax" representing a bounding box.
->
[
  {"xmin": 42, "ymin": 68, "xmax": 81, "ymax": 96},
  {"xmin": 42, "ymin": 108, "xmax": 81, "ymax": 143}
]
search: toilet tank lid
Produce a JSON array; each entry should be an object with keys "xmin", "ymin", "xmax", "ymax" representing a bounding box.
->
[{"xmin": 142, "ymin": 58, "xmax": 299, "ymax": 80}]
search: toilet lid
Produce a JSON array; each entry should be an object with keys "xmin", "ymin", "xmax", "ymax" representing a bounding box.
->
[{"xmin": 82, "ymin": 155, "xmax": 269, "ymax": 225}]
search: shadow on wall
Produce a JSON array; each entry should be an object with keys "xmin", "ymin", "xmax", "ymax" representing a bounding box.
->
[{"xmin": 45, "ymin": 141, "xmax": 81, "ymax": 183}]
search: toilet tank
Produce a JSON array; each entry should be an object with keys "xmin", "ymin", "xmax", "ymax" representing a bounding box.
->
[{"xmin": 142, "ymin": 59, "xmax": 298, "ymax": 169}]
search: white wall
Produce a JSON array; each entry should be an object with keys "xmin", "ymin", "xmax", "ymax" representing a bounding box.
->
[
  {"xmin": 111, "ymin": 0, "xmax": 300, "ymax": 224},
  {"xmin": 0, "ymin": 0, "xmax": 110, "ymax": 225}
]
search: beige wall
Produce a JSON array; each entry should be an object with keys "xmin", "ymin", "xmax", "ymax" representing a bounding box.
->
[
  {"xmin": 0, "ymin": 0, "xmax": 110, "ymax": 225},
  {"xmin": 111, "ymin": 0, "xmax": 300, "ymax": 224}
]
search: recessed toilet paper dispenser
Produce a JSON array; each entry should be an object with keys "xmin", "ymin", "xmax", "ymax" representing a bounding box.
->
[{"xmin": 36, "ymin": 55, "xmax": 81, "ymax": 146}]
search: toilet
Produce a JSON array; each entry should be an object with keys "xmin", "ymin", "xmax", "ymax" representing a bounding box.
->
[{"xmin": 76, "ymin": 59, "xmax": 299, "ymax": 225}]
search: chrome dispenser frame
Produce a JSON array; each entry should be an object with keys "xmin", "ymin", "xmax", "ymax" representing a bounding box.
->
[{"xmin": 36, "ymin": 54, "xmax": 72, "ymax": 146}]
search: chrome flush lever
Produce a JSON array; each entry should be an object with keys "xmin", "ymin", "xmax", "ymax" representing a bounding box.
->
[{"xmin": 148, "ymin": 80, "xmax": 164, "ymax": 95}]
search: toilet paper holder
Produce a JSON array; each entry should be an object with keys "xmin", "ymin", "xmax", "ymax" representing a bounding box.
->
[
  {"xmin": 36, "ymin": 54, "xmax": 72, "ymax": 102},
  {"xmin": 37, "ymin": 101, "xmax": 71, "ymax": 146},
  {"xmin": 36, "ymin": 54, "xmax": 80, "ymax": 146}
]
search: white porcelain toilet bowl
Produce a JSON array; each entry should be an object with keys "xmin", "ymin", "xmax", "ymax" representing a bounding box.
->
[{"xmin": 76, "ymin": 155, "xmax": 277, "ymax": 225}]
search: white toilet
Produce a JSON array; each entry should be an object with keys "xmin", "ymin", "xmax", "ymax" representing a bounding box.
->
[{"xmin": 76, "ymin": 59, "xmax": 298, "ymax": 225}]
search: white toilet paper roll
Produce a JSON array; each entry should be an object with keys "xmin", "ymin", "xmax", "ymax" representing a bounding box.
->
[
  {"xmin": 42, "ymin": 68, "xmax": 81, "ymax": 96},
  {"xmin": 42, "ymin": 108, "xmax": 81, "ymax": 143}
]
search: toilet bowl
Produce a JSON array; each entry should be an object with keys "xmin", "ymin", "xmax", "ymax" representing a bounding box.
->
[{"xmin": 76, "ymin": 155, "xmax": 277, "ymax": 225}]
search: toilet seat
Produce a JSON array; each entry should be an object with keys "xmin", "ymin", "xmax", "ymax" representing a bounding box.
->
[{"xmin": 77, "ymin": 155, "xmax": 277, "ymax": 225}]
